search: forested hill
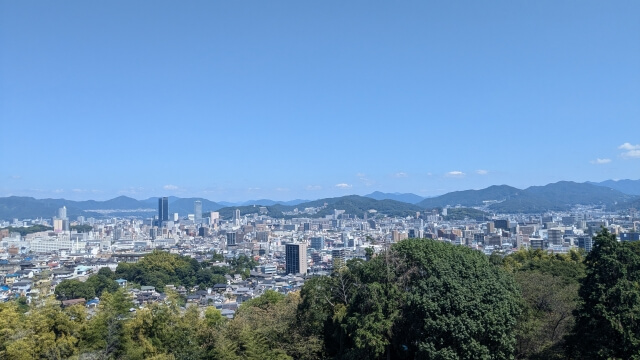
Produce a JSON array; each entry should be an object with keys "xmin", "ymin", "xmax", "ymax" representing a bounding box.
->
[
  {"xmin": 214, "ymin": 195, "xmax": 423, "ymax": 219},
  {"xmin": 417, "ymin": 185, "xmax": 521, "ymax": 208},
  {"xmin": 418, "ymin": 182, "xmax": 637, "ymax": 213},
  {"xmin": 488, "ymin": 181, "xmax": 634, "ymax": 213}
]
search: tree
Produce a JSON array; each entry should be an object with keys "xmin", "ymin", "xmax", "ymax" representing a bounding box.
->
[
  {"xmin": 299, "ymin": 238, "xmax": 522, "ymax": 359},
  {"xmin": 502, "ymin": 248, "xmax": 585, "ymax": 359},
  {"xmin": 565, "ymin": 228, "xmax": 640, "ymax": 359},
  {"xmin": 55, "ymin": 279, "xmax": 95, "ymax": 300},
  {"xmin": 85, "ymin": 274, "xmax": 119, "ymax": 297}
]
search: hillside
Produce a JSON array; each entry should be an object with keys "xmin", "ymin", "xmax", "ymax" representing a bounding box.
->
[
  {"xmin": 417, "ymin": 185, "xmax": 521, "ymax": 208},
  {"xmin": 589, "ymin": 179, "xmax": 640, "ymax": 195},
  {"xmin": 364, "ymin": 191, "xmax": 424, "ymax": 204},
  {"xmin": 165, "ymin": 198, "xmax": 224, "ymax": 215},
  {"xmin": 442, "ymin": 208, "xmax": 490, "ymax": 221},
  {"xmin": 214, "ymin": 195, "xmax": 422, "ymax": 219},
  {"xmin": 489, "ymin": 181, "xmax": 635, "ymax": 213}
]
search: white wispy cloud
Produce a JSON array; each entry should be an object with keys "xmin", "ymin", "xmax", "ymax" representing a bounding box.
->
[
  {"xmin": 8, "ymin": 175, "xmax": 21, "ymax": 180},
  {"xmin": 72, "ymin": 188, "xmax": 87, "ymax": 193},
  {"xmin": 475, "ymin": 170, "xmax": 488, "ymax": 175},
  {"xmin": 53, "ymin": 189, "xmax": 64, "ymax": 193},
  {"xmin": 306, "ymin": 185, "xmax": 322, "ymax": 191},
  {"xmin": 275, "ymin": 187, "xmax": 289, "ymax": 192},
  {"xmin": 590, "ymin": 158, "xmax": 612, "ymax": 164},
  {"xmin": 445, "ymin": 171, "xmax": 465, "ymax": 178},
  {"xmin": 163, "ymin": 184, "xmax": 179, "ymax": 190},
  {"xmin": 335, "ymin": 183, "xmax": 353, "ymax": 189},
  {"xmin": 394, "ymin": 172, "xmax": 408, "ymax": 178},
  {"xmin": 619, "ymin": 143, "xmax": 640, "ymax": 150},
  {"xmin": 619, "ymin": 143, "xmax": 640, "ymax": 158}
]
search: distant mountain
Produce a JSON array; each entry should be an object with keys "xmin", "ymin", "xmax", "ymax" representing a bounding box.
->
[
  {"xmin": 214, "ymin": 195, "xmax": 423, "ymax": 219},
  {"xmin": 79, "ymin": 196, "xmax": 148, "ymax": 210},
  {"xmin": 218, "ymin": 199, "xmax": 310, "ymax": 207},
  {"xmin": 0, "ymin": 197, "xmax": 86, "ymax": 220},
  {"xmin": 443, "ymin": 208, "xmax": 490, "ymax": 221},
  {"xmin": 365, "ymin": 191, "xmax": 424, "ymax": 204},
  {"xmin": 588, "ymin": 179, "xmax": 640, "ymax": 195},
  {"xmin": 417, "ymin": 185, "xmax": 521, "ymax": 208},
  {"xmin": 165, "ymin": 198, "xmax": 224, "ymax": 216},
  {"xmin": 0, "ymin": 196, "xmax": 156, "ymax": 220},
  {"xmin": 488, "ymin": 181, "xmax": 635, "ymax": 213}
]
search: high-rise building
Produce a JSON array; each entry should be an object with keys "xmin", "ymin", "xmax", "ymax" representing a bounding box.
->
[
  {"xmin": 58, "ymin": 206, "xmax": 67, "ymax": 220},
  {"xmin": 486, "ymin": 221, "xmax": 495, "ymax": 234},
  {"xmin": 194, "ymin": 200, "xmax": 202, "ymax": 224},
  {"xmin": 577, "ymin": 236, "xmax": 593, "ymax": 252},
  {"xmin": 494, "ymin": 219, "xmax": 510, "ymax": 231},
  {"xmin": 285, "ymin": 243, "xmax": 307, "ymax": 275},
  {"xmin": 233, "ymin": 209, "xmax": 241, "ymax": 226},
  {"xmin": 158, "ymin": 197, "xmax": 169, "ymax": 227},
  {"xmin": 226, "ymin": 232, "xmax": 237, "ymax": 246},
  {"xmin": 548, "ymin": 228, "xmax": 564, "ymax": 246},
  {"xmin": 310, "ymin": 236, "xmax": 324, "ymax": 250}
]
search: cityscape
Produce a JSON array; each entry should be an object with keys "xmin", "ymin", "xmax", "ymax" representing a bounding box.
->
[
  {"xmin": 2, "ymin": 1, "xmax": 639, "ymax": 359},
  {"xmin": 2, "ymin": 180, "xmax": 639, "ymax": 302}
]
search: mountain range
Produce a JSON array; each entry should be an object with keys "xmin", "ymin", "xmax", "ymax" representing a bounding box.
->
[
  {"xmin": 1, "ymin": 179, "xmax": 639, "ymax": 220},
  {"xmin": 588, "ymin": 179, "xmax": 640, "ymax": 196}
]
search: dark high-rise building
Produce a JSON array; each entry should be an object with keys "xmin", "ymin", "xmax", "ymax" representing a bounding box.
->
[
  {"xmin": 285, "ymin": 243, "xmax": 307, "ymax": 275},
  {"xmin": 494, "ymin": 219, "xmax": 510, "ymax": 231},
  {"xmin": 577, "ymin": 236, "xmax": 593, "ymax": 252},
  {"xmin": 158, "ymin": 197, "xmax": 169, "ymax": 226},
  {"xmin": 226, "ymin": 232, "xmax": 237, "ymax": 246}
]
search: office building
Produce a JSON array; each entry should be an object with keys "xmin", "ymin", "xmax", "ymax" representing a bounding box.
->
[
  {"xmin": 226, "ymin": 232, "xmax": 237, "ymax": 246},
  {"xmin": 285, "ymin": 243, "xmax": 307, "ymax": 275},
  {"xmin": 158, "ymin": 197, "xmax": 169, "ymax": 227},
  {"xmin": 233, "ymin": 209, "xmax": 241, "ymax": 226},
  {"xmin": 194, "ymin": 200, "xmax": 202, "ymax": 224},
  {"xmin": 548, "ymin": 228, "xmax": 564, "ymax": 246},
  {"xmin": 577, "ymin": 236, "xmax": 593, "ymax": 252},
  {"xmin": 58, "ymin": 206, "xmax": 67, "ymax": 220},
  {"xmin": 620, "ymin": 232, "xmax": 640, "ymax": 242},
  {"xmin": 310, "ymin": 236, "xmax": 324, "ymax": 250},
  {"xmin": 486, "ymin": 222, "xmax": 495, "ymax": 234},
  {"xmin": 494, "ymin": 219, "xmax": 510, "ymax": 231}
]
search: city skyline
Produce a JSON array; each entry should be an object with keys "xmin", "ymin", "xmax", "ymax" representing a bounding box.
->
[{"xmin": 2, "ymin": 1, "xmax": 639, "ymax": 202}]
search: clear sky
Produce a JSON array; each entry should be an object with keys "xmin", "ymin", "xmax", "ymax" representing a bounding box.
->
[{"xmin": 1, "ymin": 1, "xmax": 639, "ymax": 202}]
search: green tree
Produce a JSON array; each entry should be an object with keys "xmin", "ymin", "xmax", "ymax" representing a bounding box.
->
[
  {"xmin": 502, "ymin": 248, "xmax": 585, "ymax": 359},
  {"xmin": 55, "ymin": 279, "xmax": 96, "ymax": 300},
  {"xmin": 85, "ymin": 274, "xmax": 119, "ymax": 297},
  {"xmin": 299, "ymin": 238, "xmax": 522, "ymax": 359},
  {"xmin": 565, "ymin": 228, "xmax": 640, "ymax": 359}
]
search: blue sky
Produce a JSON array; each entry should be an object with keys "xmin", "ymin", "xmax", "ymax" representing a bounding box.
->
[{"xmin": 1, "ymin": 1, "xmax": 639, "ymax": 201}]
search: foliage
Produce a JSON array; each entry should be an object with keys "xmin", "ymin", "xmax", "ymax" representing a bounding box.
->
[
  {"xmin": 299, "ymin": 238, "xmax": 522, "ymax": 359},
  {"xmin": 115, "ymin": 250, "xmax": 255, "ymax": 291},
  {"xmin": 70, "ymin": 224, "xmax": 93, "ymax": 233},
  {"xmin": 1, "ymin": 224, "xmax": 52, "ymax": 237},
  {"xmin": 502, "ymin": 248, "xmax": 584, "ymax": 359},
  {"xmin": 441, "ymin": 207, "xmax": 490, "ymax": 221},
  {"xmin": 565, "ymin": 228, "xmax": 640, "ymax": 359},
  {"xmin": 55, "ymin": 279, "xmax": 96, "ymax": 300}
]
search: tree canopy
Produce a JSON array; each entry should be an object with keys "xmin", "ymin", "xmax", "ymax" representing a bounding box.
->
[{"xmin": 565, "ymin": 228, "xmax": 640, "ymax": 359}]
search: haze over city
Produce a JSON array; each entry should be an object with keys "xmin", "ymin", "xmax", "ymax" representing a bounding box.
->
[{"xmin": 1, "ymin": 1, "xmax": 639, "ymax": 201}]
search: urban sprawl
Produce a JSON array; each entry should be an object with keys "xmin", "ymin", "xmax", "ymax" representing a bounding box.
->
[{"xmin": 1, "ymin": 197, "xmax": 638, "ymax": 317}]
